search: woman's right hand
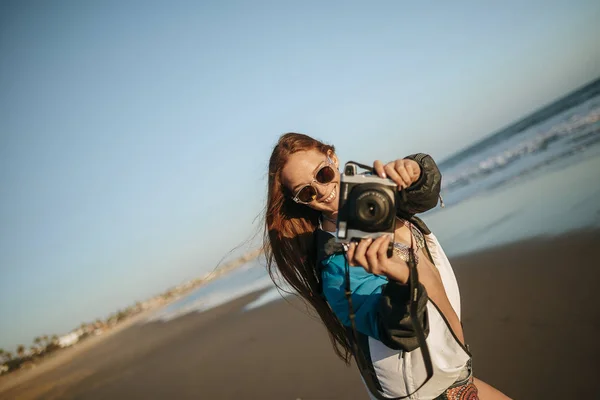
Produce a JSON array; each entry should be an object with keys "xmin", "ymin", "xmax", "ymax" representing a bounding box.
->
[{"xmin": 346, "ymin": 235, "xmax": 410, "ymax": 283}]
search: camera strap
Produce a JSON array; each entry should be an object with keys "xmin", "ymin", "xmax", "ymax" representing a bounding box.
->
[
  {"xmin": 346, "ymin": 160, "xmax": 411, "ymax": 204},
  {"xmin": 345, "ymin": 160, "xmax": 374, "ymax": 173},
  {"xmin": 343, "ymin": 219, "xmax": 434, "ymax": 399}
]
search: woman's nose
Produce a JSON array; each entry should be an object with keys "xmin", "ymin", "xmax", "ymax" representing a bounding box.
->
[{"xmin": 315, "ymin": 184, "xmax": 330, "ymax": 198}]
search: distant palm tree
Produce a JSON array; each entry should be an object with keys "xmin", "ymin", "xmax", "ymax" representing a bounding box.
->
[
  {"xmin": 5, "ymin": 352, "xmax": 13, "ymax": 361},
  {"xmin": 34, "ymin": 337, "xmax": 42, "ymax": 348},
  {"xmin": 16, "ymin": 345, "xmax": 25, "ymax": 358},
  {"xmin": 51, "ymin": 335, "xmax": 58, "ymax": 344}
]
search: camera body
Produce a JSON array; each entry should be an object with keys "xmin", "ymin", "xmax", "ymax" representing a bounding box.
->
[{"xmin": 336, "ymin": 162, "xmax": 397, "ymax": 245}]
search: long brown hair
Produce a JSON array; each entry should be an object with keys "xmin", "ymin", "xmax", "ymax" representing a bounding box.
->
[{"xmin": 263, "ymin": 132, "xmax": 353, "ymax": 364}]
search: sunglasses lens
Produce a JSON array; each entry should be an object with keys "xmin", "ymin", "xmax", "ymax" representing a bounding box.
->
[
  {"xmin": 316, "ymin": 166, "xmax": 335, "ymax": 184},
  {"xmin": 297, "ymin": 186, "xmax": 317, "ymax": 203}
]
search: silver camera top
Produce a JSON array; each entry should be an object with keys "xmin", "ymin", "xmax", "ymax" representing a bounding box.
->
[{"xmin": 340, "ymin": 162, "xmax": 397, "ymax": 189}]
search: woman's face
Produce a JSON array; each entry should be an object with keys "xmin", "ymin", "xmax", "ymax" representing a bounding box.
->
[{"xmin": 281, "ymin": 149, "xmax": 340, "ymax": 216}]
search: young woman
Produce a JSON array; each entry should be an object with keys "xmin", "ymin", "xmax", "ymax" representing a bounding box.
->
[{"xmin": 263, "ymin": 133, "xmax": 510, "ymax": 400}]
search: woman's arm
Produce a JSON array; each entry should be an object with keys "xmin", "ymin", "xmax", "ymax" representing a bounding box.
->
[
  {"xmin": 473, "ymin": 377, "xmax": 513, "ymax": 399},
  {"xmin": 372, "ymin": 154, "xmax": 443, "ymax": 217},
  {"xmin": 341, "ymin": 236, "xmax": 431, "ymax": 351},
  {"xmin": 321, "ymin": 252, "xmax": 429, "ymax": 351},
  {"xmin": 399, "ymin": 153, "xmax": 443, "ymax": 216}
]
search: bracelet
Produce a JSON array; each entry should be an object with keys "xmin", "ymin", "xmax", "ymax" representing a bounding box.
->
[{"xmin": 393, "ymin": 242, "xmax": 419, "ymax": 264}]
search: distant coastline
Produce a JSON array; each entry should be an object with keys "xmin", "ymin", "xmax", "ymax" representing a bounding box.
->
[{"xmin": 0, "ymin": 248, "xmax": 263, "ymax": 381}]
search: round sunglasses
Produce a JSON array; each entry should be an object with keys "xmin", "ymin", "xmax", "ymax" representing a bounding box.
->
[{"xmin": 291, "ymin": 156, "xmax": 337, "ymax": 204}]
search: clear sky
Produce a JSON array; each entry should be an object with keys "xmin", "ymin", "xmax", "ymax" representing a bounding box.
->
[{"xmin": 1, "ymin": 0, "xmax": 599, "ymax": 351}]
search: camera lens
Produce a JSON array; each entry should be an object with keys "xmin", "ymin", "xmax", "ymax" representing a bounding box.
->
[
  {"xmin": 356, "ymin": 192, "xmax": 389, "ymax": 225},
  {"xmin": 347, "ymin": 184, "xmax": 394, "ymax": 232}
]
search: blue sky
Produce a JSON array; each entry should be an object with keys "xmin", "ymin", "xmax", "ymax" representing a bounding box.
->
[{"xmin": 1, "ymin": 0, "xmax": 599, "ymax": 351}]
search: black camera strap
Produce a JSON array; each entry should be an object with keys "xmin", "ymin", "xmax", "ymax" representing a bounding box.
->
[{"xmin": 341, "ymin": 187, "xmax": 434, "ymax": 399}]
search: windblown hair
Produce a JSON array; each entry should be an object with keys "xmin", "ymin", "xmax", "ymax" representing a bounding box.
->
[{"xmin": 263, "ymin": 132, "xmax": 353, "ymax": 363}]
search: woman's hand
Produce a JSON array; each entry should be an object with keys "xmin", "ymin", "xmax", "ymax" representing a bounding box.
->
[
  {"xmin": 346, "ymin": 235, "xmax": 409, "ymax": 283},
  {"xmin": 373, "ymin": 159, "xmax": 421, "ymax": 189}
]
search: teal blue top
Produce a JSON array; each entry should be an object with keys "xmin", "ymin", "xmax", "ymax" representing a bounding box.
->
[{"xmin": 321, "ymin": 252, "xmax": 388, "ymax": 341}]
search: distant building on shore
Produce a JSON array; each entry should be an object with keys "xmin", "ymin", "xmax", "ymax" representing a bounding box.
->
[{"xmin": 58, "ymin": 332, "xmax": 80, "ymax": 348}]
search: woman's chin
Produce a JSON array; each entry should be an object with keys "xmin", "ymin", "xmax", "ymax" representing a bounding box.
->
[{"xmin": 321, "ymin": 204, "xmax": 338, "ymax": 215}]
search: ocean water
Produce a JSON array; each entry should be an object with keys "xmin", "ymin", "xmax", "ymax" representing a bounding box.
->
[{"xmin": 147, "ymin": 79, "xmax": 600, "ymax": 323}]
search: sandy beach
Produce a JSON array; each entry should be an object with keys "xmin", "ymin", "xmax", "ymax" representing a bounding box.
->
[{"xmin": 1, "ymin": 228, "xmax": 599, "ymax": 400}]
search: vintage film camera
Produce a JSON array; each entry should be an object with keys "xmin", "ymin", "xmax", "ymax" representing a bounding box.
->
[{"xmin": 336, "ymin": 162, "xmax": 397, "ymax": 255}]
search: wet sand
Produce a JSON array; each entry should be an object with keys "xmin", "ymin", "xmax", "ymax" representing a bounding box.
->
[{"xmin": 1, "ymin": 229, "xmax": 599, "ymax": 399}]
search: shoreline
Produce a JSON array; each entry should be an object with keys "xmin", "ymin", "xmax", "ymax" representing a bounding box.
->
[
  {"xmin": 0, "ymin": 299, "xmax": 179, "ymax": 393},
  {"xmin": 1, "ymin": 228, "xmax": 599, "ymax": 399}
]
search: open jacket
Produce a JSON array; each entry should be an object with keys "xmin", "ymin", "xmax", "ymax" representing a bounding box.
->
[{"xmin": 316, "ymin": 154, "xmax": 471, "ymax": 400}]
